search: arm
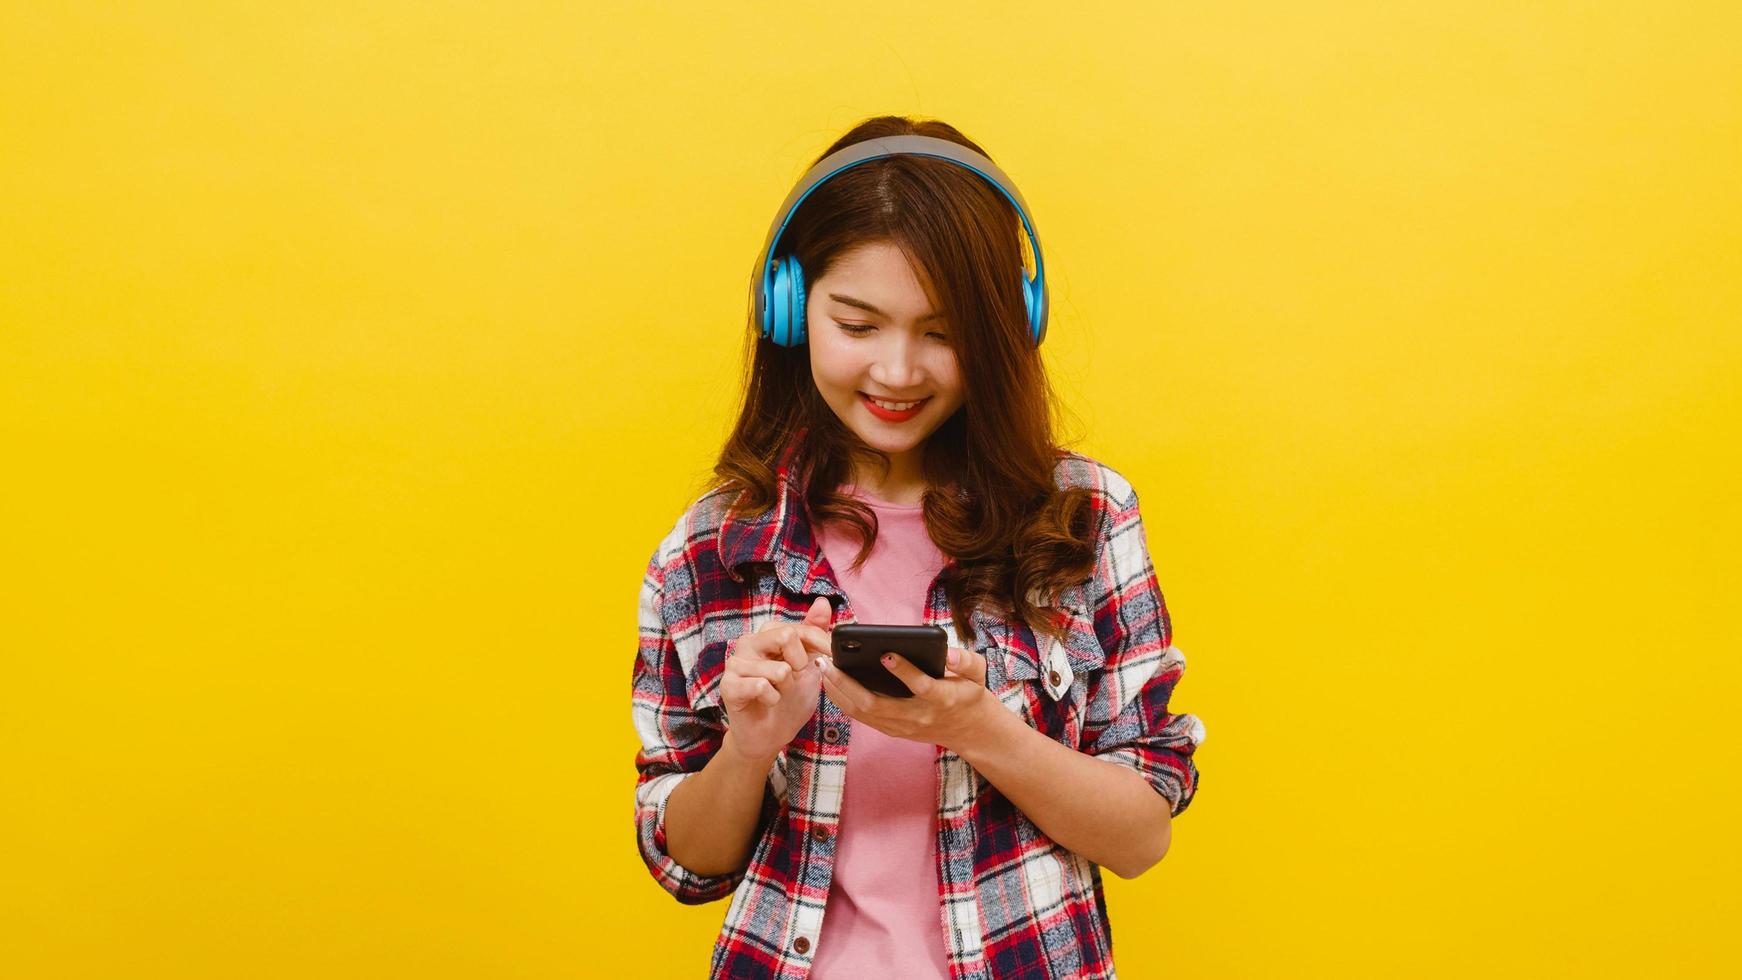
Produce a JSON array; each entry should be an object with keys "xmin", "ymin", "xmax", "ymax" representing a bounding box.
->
[
  {"xmin": 959, "ymin": 474, "xmax": 1204, "ymax": 879},
  {"xmin": 663, "ymin": 730, "xmax": 779, "ymax": 877},
  {"xmin": 631, "ymin": 537, "xmax": 778, "ymax": 904},
  {"xmin": 953, "ymin": 702, "xmax": 1172, "ymax": 879}
]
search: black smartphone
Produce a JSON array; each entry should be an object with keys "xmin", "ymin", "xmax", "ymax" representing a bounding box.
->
[{"xmin": 830, "ymin": 623, "xmax": 949, "ymax": 698}]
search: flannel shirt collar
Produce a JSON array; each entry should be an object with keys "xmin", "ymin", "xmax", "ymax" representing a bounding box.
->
[
  {"xmin": 715, "ymin": 427, "xmax": 831, "ymax": 596},
  {"xmin": 715, "ymin": 426, "xmax": 963, "ymax": 599}
]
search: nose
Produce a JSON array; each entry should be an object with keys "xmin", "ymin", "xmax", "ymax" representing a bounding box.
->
[{"xmin": 868, "ymin": 333, "xmax": 924, "ymax": 389}]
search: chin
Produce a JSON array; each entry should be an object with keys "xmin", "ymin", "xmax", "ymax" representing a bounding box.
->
[
  {"xmin": 850, "ymin": 424, "xmax": 925, "ymax": 453},
  {"xmin": 850, "ymin": 425, "xmax": 905, "ymax": 447}
]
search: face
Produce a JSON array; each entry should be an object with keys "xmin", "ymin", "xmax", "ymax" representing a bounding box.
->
[{"xmin": 806, "ymin": 242, "xmax": 966, "ymax": 481}]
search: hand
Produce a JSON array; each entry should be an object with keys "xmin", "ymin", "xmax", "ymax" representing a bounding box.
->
[
  {"xmin": 719, "ymin": 596, "xmax": 833, "ymax": 763},
  {"xmin": 818, "ymin": 644, "xmax": 998, "ymax": 755}
]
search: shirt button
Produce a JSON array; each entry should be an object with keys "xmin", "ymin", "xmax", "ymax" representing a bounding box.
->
[
  {"xmin": 811, "ymin": 825, "xmax": 830, "ymax": 843},
  {"xmin": 822, "ymin": 724, "xmax": 841, "ymax": 743},
  {"xmin": 1048, "ymin": 669, "xmax": 1062, "ymax": 686},
  {"xmin": 793, "ymin": 936, "xmax": 811, "ymax": 954}
]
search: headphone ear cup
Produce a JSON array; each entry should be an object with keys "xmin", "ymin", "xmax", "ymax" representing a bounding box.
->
[
  {"xmin": 765, "ymin": 255, "xmax": 788, "ymax": 345},
  {"xmin": 790, "ymin": 256, "xmax": 808, "ymax": 346},
  {"xmin": 1021, "ymin": 270, "xmax": 1041, "ymax": 345},
  {"xmin": 768, "ymin": 254, "xmax": 807, "ymax": 347},
  {"xmin": 756, "ymin": 257, "xmax": 772, "ymax": 342}
]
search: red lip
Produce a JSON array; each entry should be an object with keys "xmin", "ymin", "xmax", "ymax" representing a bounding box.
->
[{"xmin": 859, "ymin": 393, "xmax": 930, "ymax": 421}]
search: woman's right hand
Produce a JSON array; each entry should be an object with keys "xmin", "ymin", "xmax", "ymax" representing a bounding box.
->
[{"xmin": 720, "ymin": 596, "xmax": 834, "ymax": 762}]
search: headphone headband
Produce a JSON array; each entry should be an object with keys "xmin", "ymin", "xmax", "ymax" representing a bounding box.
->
[{"xmin": 750, "ymin": 134, "xmax": 1049, "ymax": 347}]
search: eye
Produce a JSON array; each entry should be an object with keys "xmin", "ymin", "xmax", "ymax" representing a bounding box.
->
[{"xmin": 835, "ymin": 320, "xmax": 950, "ymax": 342}]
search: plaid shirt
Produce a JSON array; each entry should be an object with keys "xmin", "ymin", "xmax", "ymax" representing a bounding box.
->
[{"xmin": 632, "ymin": 430, "xmax": 1205, "ymax": 979}]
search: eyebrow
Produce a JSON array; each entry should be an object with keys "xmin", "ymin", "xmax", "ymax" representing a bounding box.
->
[{"xmin": 828, "ymin": 293, "xmax": 945, "ymax": 323}]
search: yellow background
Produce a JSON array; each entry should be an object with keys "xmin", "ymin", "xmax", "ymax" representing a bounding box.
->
[{"xmin": 3, "ymin": 2, "xmax": 1737, "ymax": 977}]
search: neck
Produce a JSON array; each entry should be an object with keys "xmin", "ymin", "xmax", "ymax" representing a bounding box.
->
[{"xmin": 850, "ymin": 449, "xmax": 927, "ymax": 506}]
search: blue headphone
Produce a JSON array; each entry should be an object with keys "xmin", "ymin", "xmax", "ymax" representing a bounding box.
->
[{"xmin": 751, "ymin": 134, "xmax": 1049, "ymax": 348}]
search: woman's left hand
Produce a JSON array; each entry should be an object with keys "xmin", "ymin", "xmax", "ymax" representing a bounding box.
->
[{"xmin": 818, "ymin": 645, "xmax": 999, "ymax": 754}]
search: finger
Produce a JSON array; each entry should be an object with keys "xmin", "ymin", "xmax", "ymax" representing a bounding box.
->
[
  {"xmin": 818, "ymin": 665, "xmax": 840, "ymax": 711},
  {"xmin": 879, "ymin": 652, "xmax": 932, "ymax": 697},
  {"xmin": 779, "ymin": 628, "xmax": 808, "ymax": 673},
  {"xmin": 730, "ymin": 657, "xmax": 793, "ymax": 686},
  {"xmin": 738, "ymin": 629, "xmax": 781, "ymax": 660},
  {"xmin": 720, "ymin": 675, "xmax": 752, "ymax": 710},
  {"xmin": 944, "ymin": 646, "xmax": 987, "ymax": 684},
  {"xmin": 803, "ymin": 595, "xmax": 834, "ymax": 627},
  {"xmin": 791, "ymin": 623, "xmax": 832, "ymax": 661},
  {"xmin": 748, "ymin": 627, "xmax": 807, "ymax": 671},
  {"xmin": 722, "ymin": 675, "xmax": 778, "ymax": 710},
  {"xmin": 817, "ymin": 655, "xmax": 867, "ymax": 713}
]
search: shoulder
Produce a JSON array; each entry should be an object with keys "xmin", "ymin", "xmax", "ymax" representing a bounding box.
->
[
  {"xmin": 651, "ymin": 485, "xmax": 739, "ymax": 557},
  {"xmin": 1052, "ymin": 449, "xmax": 1140, "ymax": 515},
  {"xmin": 644, "ymin": 484, "xmax": 744, "ymax": 594},
  {"xmin": 1052, "ymin": 451, "xmax": 1154, "ymax": 600}
]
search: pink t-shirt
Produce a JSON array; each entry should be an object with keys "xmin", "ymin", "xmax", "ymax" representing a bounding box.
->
[{"xmin": 809, "ymin": 484, "xmax": 952, "ymax": 979}]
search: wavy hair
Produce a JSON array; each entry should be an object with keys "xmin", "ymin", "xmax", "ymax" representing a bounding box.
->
[{"xmin": 709, "ymin": 114, "xmax": 1096, "ymax": 648}]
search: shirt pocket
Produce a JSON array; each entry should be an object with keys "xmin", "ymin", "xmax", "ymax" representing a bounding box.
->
[
  {"xmin": 683, "ymin": 578, "xmax": 786, "ymax": 716},
  {"xmin": 977, "ymin": 592, "xmax": 1106, "ymax": 748},
  {"xmin": 683, "ymin": 598, "xmax": 794, "ymax": 802},
  {"xmin": 682, "ymin": 615, "xmax": 772, "ymax": 736}
]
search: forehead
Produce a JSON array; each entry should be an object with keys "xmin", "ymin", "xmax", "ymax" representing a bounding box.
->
[
  {"xmin": 824, "ymin": 242, "xmax": 931, "ymax": 293},
  {"xmin": 820, "ymin": 243, "xmax": 945, "ymax": 318}
]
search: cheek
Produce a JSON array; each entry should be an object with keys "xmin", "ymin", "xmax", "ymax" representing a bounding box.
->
[
  {"xmin": 812, "ymin": 353, "xmax": 872, "ymax": 410},
  {"xmin": 808, "ymin": 340, "xmax": 853, "ymax": 387},
  {"xmin": 929, "ymin": 356, "xmax": 965, "ymax": 400}
]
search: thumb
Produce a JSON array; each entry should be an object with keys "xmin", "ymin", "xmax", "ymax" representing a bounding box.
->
[
  {"xmin": 946, "ymin": 646, "xmax": 987, "ymax": 683},
  {"xmin": 804, "ymin": 595, "xmax": 834, "ymax": 626}
]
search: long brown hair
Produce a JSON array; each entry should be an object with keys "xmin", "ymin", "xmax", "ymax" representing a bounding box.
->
[{"xmin": 710, "ymin": 114, "xmax": 1095, "ymax": 647}]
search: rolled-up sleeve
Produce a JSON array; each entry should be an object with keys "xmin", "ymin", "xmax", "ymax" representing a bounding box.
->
[
  {"xmin": 1078, "ymin": 478, "xmax": 1206, "ymax": 817},
  {"xmin": 630, "ymin": 543, "xmax": 755, "ymax": 905}
]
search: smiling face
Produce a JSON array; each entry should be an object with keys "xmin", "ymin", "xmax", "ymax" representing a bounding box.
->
[{"xmin": 806, "ymin": 241, "xmax": 966, "ymax": 499}]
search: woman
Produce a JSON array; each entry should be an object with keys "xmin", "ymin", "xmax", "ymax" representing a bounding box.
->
[{"xmin": 631, "ymin": 115, "xmax": 1205, "ymax": 980}]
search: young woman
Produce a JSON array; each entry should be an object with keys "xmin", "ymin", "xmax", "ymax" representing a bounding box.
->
[{"xmin": 631, "ymin": 115, "xmax": 1205, "ymax": 980}]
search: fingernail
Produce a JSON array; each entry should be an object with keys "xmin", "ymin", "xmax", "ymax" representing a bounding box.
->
[
  {"xmin": 881, "ymin": 654, "xmax": 894, "ymax": 665},
  {"xmin": 947, "ymin": 649, "xmax": 959, "ymax": 668}
]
